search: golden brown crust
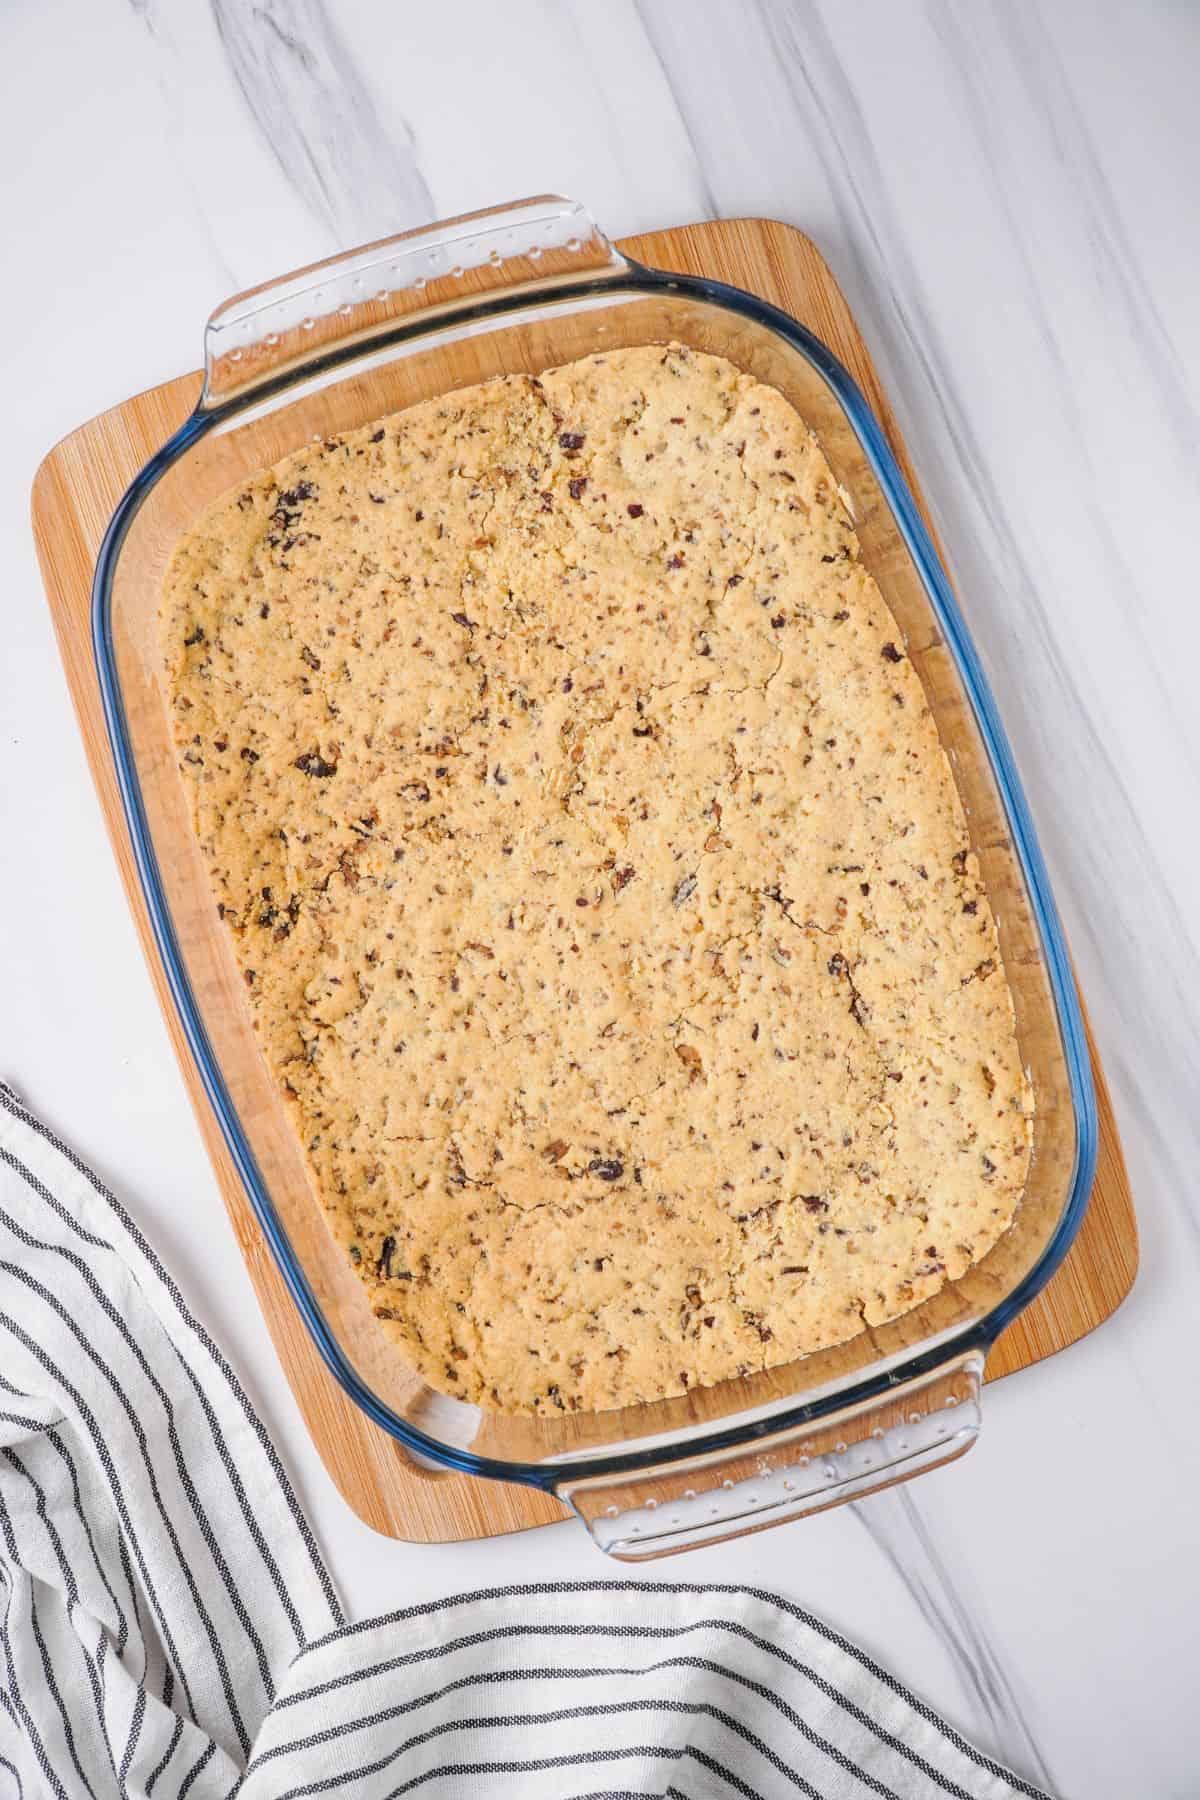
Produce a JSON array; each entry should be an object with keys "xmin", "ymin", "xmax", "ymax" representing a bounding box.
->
[{"xmin": 162, "ymin": 344, "xmax": 1031, "ymax": 1415}]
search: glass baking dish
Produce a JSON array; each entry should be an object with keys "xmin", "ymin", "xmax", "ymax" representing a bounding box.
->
[{"xmin": 93, "ymin": 196, "xmax": 1096, "ymax": 1557}]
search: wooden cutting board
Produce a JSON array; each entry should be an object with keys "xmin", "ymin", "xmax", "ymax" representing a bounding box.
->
[{"xmin": 31, "ymin": 219, "xmax": 1138, "ymax": 1542}]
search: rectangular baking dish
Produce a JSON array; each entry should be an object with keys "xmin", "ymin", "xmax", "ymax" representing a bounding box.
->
[{"xmin": 93, "ymin": 197, "xmax": 1096, "ymax": 1557}]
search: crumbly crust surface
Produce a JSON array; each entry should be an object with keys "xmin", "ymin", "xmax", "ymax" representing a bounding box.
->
[{"xmin": 163, "ymin": 344, "xmax": 1032, "ymax": 1415}]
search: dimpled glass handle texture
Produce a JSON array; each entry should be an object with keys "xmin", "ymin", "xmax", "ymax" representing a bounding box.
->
[
  {"xmin": 200, "ymin": 195, "xmax": 629, "ymax": 409},
  {"xmin": 559, "ymin": 1352, "xmax": 984, "ymax": 1560}
]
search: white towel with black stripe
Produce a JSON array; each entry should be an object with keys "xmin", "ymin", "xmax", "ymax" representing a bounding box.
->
[{"xmin": 0, "ymin": 1082, "xmax": 1049, "ymax": 1800}]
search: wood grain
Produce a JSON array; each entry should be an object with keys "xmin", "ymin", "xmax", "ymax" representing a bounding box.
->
[{"xmin": 31, "ymin": 219, "xmax": 1137, "ymax": 1542}]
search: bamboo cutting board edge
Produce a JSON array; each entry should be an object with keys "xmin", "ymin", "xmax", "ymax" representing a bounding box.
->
[{"xmin": 30, "ymin": 217, "xmax": 1137, "ymax": 1544}]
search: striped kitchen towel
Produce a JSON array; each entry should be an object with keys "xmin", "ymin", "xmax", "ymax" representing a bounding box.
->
[{"xmin": 0, "ymin": 1081, "xmax": 1049, "ymax": 1800}]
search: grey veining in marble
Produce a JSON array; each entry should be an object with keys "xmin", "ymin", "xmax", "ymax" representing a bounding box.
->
[
  {"xmin": 213, "ymin": 0, "xmax": 432, "ymax": 246},
  {"xmin": 852, "ymin": 1491, "xmax": 1057, "ymax": 1794},
  {"xmin": 4, "ymin": 3, "xmax": 1200, "ymax": 1796},
  {"xmin": 133, "ymin": 0, "xmax": 434, "ymax": 258},
  {"xmin": 987, "ymin": 3, "xmax": 1198, "ymax": 463}
]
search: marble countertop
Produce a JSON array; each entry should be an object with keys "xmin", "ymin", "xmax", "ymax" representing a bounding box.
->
[{"xmin": 4, "ymin": 2, "xmax": 1198, "ymax": 1793}]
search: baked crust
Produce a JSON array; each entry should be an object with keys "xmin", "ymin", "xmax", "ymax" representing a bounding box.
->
[{"xmin": 163, "ymin": 344, "xmax": 1031, "ymax": 1415}]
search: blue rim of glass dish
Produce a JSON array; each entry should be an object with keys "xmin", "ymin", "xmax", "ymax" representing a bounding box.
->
[{"xmin": 92, "ymin": 258, "xmax": 1098, "ymax": 1490}]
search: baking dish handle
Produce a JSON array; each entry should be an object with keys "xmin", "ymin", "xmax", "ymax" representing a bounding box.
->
[
  {"xmin": 556, "ymin": 1351, "xmax": 984, "ymax": 1560},
  {"xmin": 199, "ymin": 195, "xmax": 630, "ymax": 410}
]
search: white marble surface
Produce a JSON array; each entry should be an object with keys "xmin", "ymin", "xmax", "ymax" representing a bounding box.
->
[{"xmin": 3, "ymin": 1, "xmax": 1198, "ymax": 1793}]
